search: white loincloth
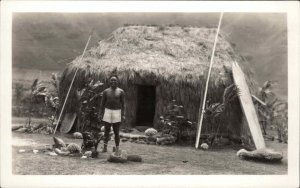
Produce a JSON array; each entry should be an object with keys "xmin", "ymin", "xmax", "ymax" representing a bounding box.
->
[{"xmin": 102, "ymin": 108, "xmax": 121, "ymax": 123}]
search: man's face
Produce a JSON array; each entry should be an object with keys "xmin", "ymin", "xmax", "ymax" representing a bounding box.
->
[{"xmin": 110, "ymin": 77, "xmax": 118, "ymax": 88}]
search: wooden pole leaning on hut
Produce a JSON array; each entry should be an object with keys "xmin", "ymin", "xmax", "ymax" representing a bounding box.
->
[
  {"xmin": 53, "ymin": 30, "xmax": 93, "ymax": 135},
  {"xmin": 195, "ymin": 13, "xmax": 224, "ymax": 149}
]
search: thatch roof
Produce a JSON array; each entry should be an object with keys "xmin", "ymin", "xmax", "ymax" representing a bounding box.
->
[{"xmin": 62, "ymin": 25, "xmax": 255, "ymax": 89}]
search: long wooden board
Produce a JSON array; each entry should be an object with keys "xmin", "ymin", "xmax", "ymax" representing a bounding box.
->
[
  {"xmin": 60, "ymin": 113, "xmax": 77, "ymax": 133},
  {"xmin": 232, "ymin": 61, "xmax": 266, "ymax": 149}
]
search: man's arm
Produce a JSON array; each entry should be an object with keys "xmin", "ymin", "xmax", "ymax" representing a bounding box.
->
[
  {"xmin": 120, "ymin": 89, "xmax": 125, "ymax": 119},
  {"xmin": 99, "ymin": 90, "xmax": 107, "ymax": 118}
]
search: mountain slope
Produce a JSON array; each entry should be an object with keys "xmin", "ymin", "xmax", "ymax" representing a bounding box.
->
[{"xmin": 12, "ymin": 13, "xmax": 287, "ymax": 99}]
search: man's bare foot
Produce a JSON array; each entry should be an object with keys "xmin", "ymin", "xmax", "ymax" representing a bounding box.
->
[
  {"xmin": 115, "ymin": 147, "xmax": 121, "ymax": 156},
  {"xmin": 102, "ymin": 145, "xmax": 107, "ymax": 152}
]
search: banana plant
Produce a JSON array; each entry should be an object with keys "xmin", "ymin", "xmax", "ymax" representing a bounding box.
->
[
  {"xmin": 76, "ymin": 79, "xmax": 104, "ymax": 132},
  {"xmin": 26, "ymin": 78, "xmax": 48, "ymax": 128},
  {"xmin": 258, "ymin": 80, "xmax": 277, "ymax": 102},
  {"xmin": 204, "ymin": 84, "xmax": 240, "ymax": 146},
  {"xmin": 256, "ymin": 80, "xmax": 288, "ymax": 142}
]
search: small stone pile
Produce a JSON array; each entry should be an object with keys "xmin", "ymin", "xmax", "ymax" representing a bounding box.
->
[
  {"xmin": 119, "ymin": 128, "xmax": 176, "ymax": 145},
  {"xmin": 12, "ymin": 123, "xmax": 54, "ymax": 134}
]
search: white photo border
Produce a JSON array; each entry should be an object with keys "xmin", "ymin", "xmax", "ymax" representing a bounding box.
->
[{"xmin": 1, "ymin": 1, "xmax": 299, "ymax": 188}]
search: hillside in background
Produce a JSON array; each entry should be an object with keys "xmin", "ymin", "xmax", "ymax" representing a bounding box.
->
[{"xmin": 12, "ymin": 13, "xmax": 287, "ymax": 100}]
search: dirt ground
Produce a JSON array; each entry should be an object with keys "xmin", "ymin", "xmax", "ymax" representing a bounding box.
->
[{"xmin": 12, "ymin": 130, "xmax": 288, "ymax": 175}]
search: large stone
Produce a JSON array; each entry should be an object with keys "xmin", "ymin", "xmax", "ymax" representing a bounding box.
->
[
  {"xmin": 127, "ymin": 155, "xmax": 142, "ymax": 162},
  {"xmin": 53, "ymin": 137, "xmax": 66, "ymax": 148},
  {"xmin": 73, "ymin": 132, "xmax": 83, "ymax": 139},
  {"xmin": 15, "ymin": 127, "xmax": 27, "ymax": 133},
  {"xmin": 120, "ymin": 133, "xmax": 146, "ymax": 139},
  {"xmin": 156, "ymin": 135, "xmax": 176, "ymax": 145},
  {"xmin": 66, "ymin": 143, "xmax": 82, "ymax": 153},
  {"xmin": 145, "ymin": 128, "xmax": 158, "ymax": 137},
  {"xmin": 200, "ymin": 143, "xmax": 209, "ymax": 150},
  {"xmin": 12, "ymin": 125, "xmax": 23, "ymax": 131},
  {"xmin": 107, "ymin": 150, "xmax": 128, "ymax": 163},
  {"xmin": 237, "ymin": 148, "xmax": 283, "ymax": 162}
]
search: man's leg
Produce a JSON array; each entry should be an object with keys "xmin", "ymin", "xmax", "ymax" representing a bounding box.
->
[
  {"xmin": 102, "ymin": 122, "xmax": 111, "ymax": 152},
  {"xmin": 112, "ymin": 123, "xmax": 120, "ymax": 153}
]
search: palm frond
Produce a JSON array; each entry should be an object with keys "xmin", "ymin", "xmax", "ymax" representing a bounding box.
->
[
  {"xmin": 262, "ymin": 80, "xmax": 277, "ymax": 90},
  {"xmin": 51, "ymin": 73, "xmax": 59, "ymax": 90},
  {"xmin": 37, "ymin": 86, "xmax": 47, "ymax": 92},
  {"xmin": 31, "ymin": 78, "xmax": 39, "ymax": 92},
  {"xmin": 222, "ymin": 84, "xmax": 239, "ymax": 105},
  {"xmin": 51, "ymin": 73, "xmax": 57, "ymax": 82},
  {"xmin": 92, "ymin": 80, "xmax": 104, "ymax": 90},
  {"xmin": 262, "ymin": 80, "xmax": 272, "ymax": 90}
]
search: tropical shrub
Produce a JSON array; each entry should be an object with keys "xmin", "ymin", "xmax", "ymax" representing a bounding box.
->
[
  {"xmin": 159, "ymin": 100, "xmax": 197, "ymax": 145},
  {"xmin": 21, "ymin": 73, "xmax": 60, "ymax": 134},
  {"xmin": 76, "ymin": 78, "xmax": 104, "ymax": 132},
  {"xmin": 256, "ymin": 80, "xmax": 288, "ymax": 143},
  {"xmin": 203, "ymin": 84, "xmax": 240, "ymax": 146},
  {"xmin": 13, "ymin": 83, "xmax": 25, "ymax": 116}
]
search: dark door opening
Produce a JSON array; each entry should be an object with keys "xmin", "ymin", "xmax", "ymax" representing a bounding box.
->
[{"xmin": 136, "ymin": 85, "xmax": 156, "ymax": 127}]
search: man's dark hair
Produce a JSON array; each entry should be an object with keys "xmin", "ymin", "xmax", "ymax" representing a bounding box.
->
[{"xmin": 109, "ymin": 74, "xmax": 119, "ymax": 81}]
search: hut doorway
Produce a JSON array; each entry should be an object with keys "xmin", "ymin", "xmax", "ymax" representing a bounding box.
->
[{"xmin": 136, "ymin": 85, "xmax": 156, "ymax": 127}]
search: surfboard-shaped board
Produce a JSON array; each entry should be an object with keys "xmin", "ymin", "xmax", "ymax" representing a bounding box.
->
[
  {"xmin": 232, "ymin": 61, "xmax": 266, "ymax": 149},
  {"xmin": 60, "ymin": 113, "xmax": 77, "ymax": 133}
]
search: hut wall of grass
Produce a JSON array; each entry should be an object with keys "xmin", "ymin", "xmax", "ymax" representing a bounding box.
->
[{"xmin": 59, "ymin": 25, "xmax": 257, "ymax": 139}]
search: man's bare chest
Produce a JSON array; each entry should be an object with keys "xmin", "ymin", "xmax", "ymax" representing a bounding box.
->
[{"xmin": 106, "ymin": 90, "xmax": 121, "ymax": 100}]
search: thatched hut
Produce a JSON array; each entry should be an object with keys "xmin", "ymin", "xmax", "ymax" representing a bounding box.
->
[{"xmin": 59, "ymin": 25, "xmax": 256, "ymax": 141}]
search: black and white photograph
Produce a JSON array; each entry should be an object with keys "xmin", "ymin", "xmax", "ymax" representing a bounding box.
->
[{"xmin": 1, "ymin": 1, "xmax": 299, "ymax": 188}]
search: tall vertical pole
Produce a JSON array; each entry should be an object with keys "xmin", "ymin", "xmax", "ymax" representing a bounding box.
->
[
  {"xmin": 195, "ymin": 13, "xmax": 224, "ymax": 149},
  {"xmin": 53, "ymin": 31, "xmax": 93, "ymax": 135}
]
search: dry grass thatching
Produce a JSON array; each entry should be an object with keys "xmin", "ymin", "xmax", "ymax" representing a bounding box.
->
[{"xmin": 59, "ymin": 25, "xmax": 256, "ymax": 138}]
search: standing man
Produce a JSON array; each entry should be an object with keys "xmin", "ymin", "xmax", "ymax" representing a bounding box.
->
[{"xmin": 99, "ymin": 75, "xmax": 125, "ymax": 154}]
